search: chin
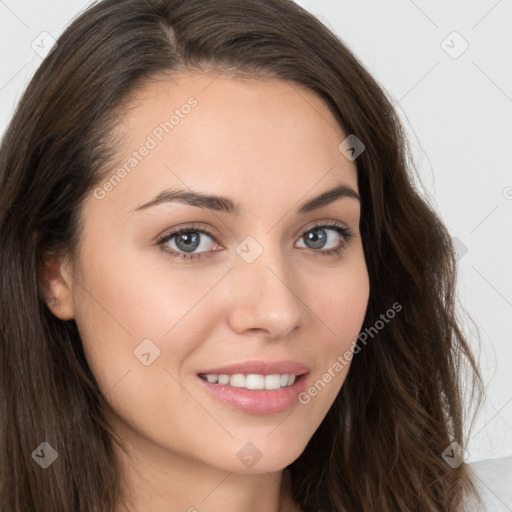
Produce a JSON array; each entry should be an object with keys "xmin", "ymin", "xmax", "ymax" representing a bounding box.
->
[{"xmin": 215, "ymin": 442, "xmax": 306, "ymax": 475}]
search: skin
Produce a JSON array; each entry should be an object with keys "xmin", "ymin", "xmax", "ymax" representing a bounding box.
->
[{"xmin": 40, "ymin": 72, "xmax": 370, "ymax": 512}]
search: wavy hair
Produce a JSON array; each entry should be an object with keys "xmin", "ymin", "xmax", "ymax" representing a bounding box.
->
[{"xmin": 0, "ymin": 0, "xmax": 484, "ymax": 510}]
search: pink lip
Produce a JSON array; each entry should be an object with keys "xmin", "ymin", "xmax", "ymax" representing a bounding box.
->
[
  {"xmin": 196, "ymin": 359, "xmax": 310, "ymax": 376},
  {"xmin": 196, "ymin": 372, "xmax": 310, "ymax": 415}
]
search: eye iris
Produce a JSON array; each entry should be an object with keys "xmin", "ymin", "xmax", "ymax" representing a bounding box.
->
[
  {"xmin": 304, "ymin": 228, "xmax": 327, "ymax": 249},
  {"xmin": 176, "ymin": 231, "xmax": 200, "ymax": 252}
]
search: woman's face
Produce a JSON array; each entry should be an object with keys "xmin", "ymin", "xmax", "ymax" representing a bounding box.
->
[{"xmin": 57, "ymin": 73, "xmax": 370, "ymax": 474}]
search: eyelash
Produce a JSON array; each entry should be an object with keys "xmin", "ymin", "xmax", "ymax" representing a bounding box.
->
[{"xmin": 156, "ymin": 221, "xmax": 355, "ymax": 261}]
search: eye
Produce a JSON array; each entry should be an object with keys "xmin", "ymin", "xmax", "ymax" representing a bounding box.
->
[
  {"xmin": 156, "ymin": 221, "xmax": 354, "ymax": 261},
  {"xmin": 157, "ymin": 223, "xmax": 221, "ymax": 261},
  {"xmin": 296, "ymin": 221, "xmax": 354, "ymax": 257}
]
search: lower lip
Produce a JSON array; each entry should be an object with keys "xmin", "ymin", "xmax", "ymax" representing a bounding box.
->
[{"xmin": 196, "ymin": 373, "xmax": 310, "ymax": 415}]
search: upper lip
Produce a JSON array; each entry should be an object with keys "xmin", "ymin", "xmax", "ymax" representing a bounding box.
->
[{"xmin": 196, "ymin": 360, "xmax": 310, "ymax": 376}]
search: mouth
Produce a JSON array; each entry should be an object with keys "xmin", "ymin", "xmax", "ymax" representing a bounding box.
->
[
  {"xmin": 195, "ymin": 371, "xmax": 310, "ymax": 415},
  {"xmin": 197, "ymin": 371, "xmax": 305, "ymax": 390}
]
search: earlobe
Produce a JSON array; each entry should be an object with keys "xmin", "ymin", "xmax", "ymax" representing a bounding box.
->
[{"xmin": 38, "ymin": 252, "xmax": 75, "ymax": 320}]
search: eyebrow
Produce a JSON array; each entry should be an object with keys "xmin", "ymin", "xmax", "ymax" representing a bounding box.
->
[{"xmin": 133, "ymin": 182, "xmax": 360, "ymax": 215}]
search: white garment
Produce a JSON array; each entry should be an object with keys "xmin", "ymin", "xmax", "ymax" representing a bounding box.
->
[{"xmin": 468, "ymin": 456, "xmax": 512, "ymax": 511}]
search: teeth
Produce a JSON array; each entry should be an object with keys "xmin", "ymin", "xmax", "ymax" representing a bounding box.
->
[
  {"xmin": 265, "ymin": 374, "xmax": 282, "ymax": 390},
  {"xmin": 200, "ymin": 372, "xmax": 299, "ymax": 390},
  {"xmin": 218, "ymin": 374, "xmax": 230, "ymax": 385},
  {"xmin": 230, "ymin": 374, "xmax": 246, "ymax": 387},
  {"xmin": 245, "ymin": 374, "xmax": 264, "ymax": 389}
]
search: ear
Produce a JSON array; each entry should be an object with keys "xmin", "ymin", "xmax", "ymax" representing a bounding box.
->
[{"xmin": 38, "ymin": 252, "xmax": 75, "ymax": 320}]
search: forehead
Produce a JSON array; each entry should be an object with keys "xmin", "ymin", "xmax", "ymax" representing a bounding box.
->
[{"xmin": 92, "ymin": 72, "xmax": 358, "ymax": 218}]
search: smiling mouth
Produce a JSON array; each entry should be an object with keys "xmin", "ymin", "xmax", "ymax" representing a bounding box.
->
[
  {"xmin": 197, "ymin": 372, "xmax": 306, "ymax": 390},
  {"xmin": 196, "ymin": 370, "xmax": 310, "ymax": 415}
]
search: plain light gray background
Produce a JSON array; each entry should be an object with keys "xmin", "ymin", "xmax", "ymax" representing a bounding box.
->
[{"xmin": 1, "ymin": 0, "xmax": 511, "ymax": 472}]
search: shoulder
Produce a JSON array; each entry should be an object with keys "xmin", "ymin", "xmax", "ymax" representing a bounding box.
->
[{"xmin": 467, "ymin": 456, "xmax": 512, "ymax": 511}]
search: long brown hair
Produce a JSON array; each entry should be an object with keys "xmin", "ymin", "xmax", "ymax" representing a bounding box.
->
[{"xmin": 0, "ymin": 0, "xmax": 485, "ymax": 510}]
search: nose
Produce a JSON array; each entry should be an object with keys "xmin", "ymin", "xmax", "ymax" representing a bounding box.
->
[{"xmin": 225, "ymin": 244, "xmax": 306, "ymax": 339}]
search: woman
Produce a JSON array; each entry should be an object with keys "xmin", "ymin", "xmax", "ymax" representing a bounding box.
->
[{"xmin": 0, "ymin": 0, "xmax": 485, "ymax": 510}]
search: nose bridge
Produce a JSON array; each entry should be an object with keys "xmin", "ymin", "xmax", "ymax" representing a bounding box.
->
[{"xmin": 227, "ymin": 233, "xmax": 304, "ymax": 336}]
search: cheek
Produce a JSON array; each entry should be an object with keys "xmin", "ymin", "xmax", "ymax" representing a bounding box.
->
[
  {"xmin": 74, "ymin": 230, "xmax": 228, "ymax": 335},
  {"xmin": 300, "ymin": 256, "xmax": 369, "ymax": 402},
  {"xmin": 313, "ymin": 255, "xmax": 370, "ymax": 347},
  {"xmin": 71, "ymin": 239, "xmax": 232, "ymax": 392}
]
